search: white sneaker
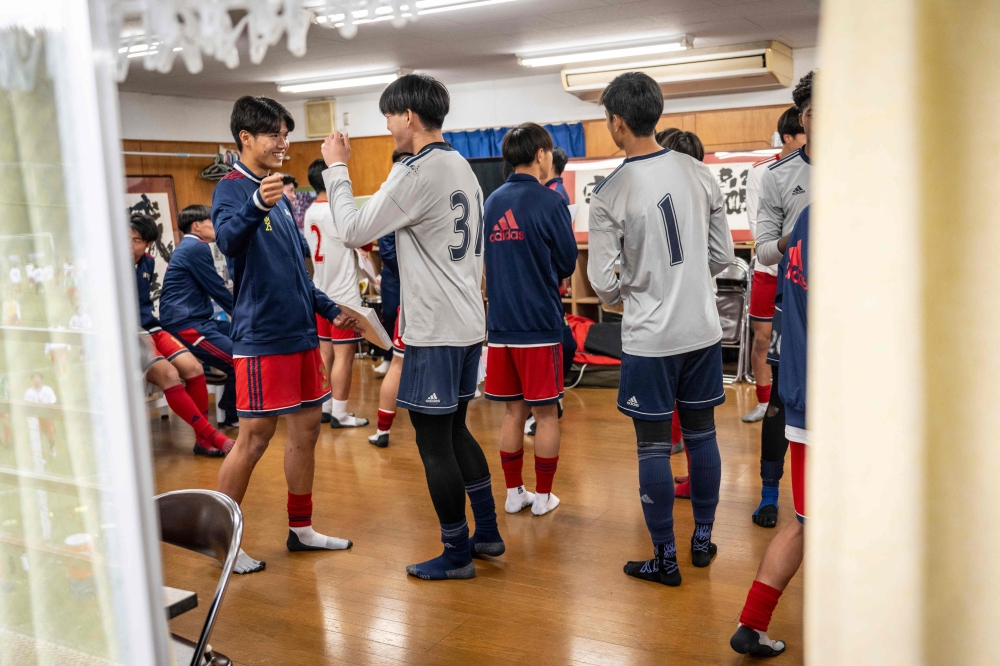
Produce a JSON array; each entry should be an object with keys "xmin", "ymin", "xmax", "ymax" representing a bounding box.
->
[
  {"xmin": 742, "ymin": 403, "xmax": 767, "ymax": 423},
  {"xmin": 373, "ymin": 360, "xmax": 390, "ymax": 377},
  {"xmin": 523, "ymin": 415, "xmax": 536, "ymax": 436},
  {"xmin": 505, "ymin": 486, "xmax": 535, "ymax": 513},
  {"xmin": 531, "ymin": 492, "xmax": 560, "ymax": 516}
]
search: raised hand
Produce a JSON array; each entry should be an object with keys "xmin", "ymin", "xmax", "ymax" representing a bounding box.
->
[
  {"xmin": 322, "ymin": 131, "xmax": 352, "ymax": 167},
  {"xmin": 259, "ymin": 173, "xmax": 285, "ymax": 207}
]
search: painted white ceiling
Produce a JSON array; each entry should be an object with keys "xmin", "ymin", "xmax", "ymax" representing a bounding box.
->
[{"xmin": 117, "ymin": 0, "xmax": 819, "ymax": 101}]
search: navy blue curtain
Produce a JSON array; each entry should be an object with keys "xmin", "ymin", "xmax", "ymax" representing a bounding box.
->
[{"xmin": 443, "ymin": 122, "xmax": 585, "ymax": 160}]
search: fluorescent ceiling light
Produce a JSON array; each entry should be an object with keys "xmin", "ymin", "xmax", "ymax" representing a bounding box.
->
[
  {"xmin": 417, "ymin": 0, "xmax": 518, "ymax": 15},
  {"xmin": 519, "ymin": 39, "xmax": 690, "ymax": 68},
  {"xmin": 277, "ymin": 73, "xmax": 399, "ymax": 94}
]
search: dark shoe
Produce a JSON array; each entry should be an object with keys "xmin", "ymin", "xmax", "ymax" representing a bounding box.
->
[
  {"xmin": 691, "ymin": 539, "xmax": 717, "ymax": 568},
  {"xmin": 368, "ymin": 433, "xmax": 389, "ymax": 448},
  {"xmin": 193, "ymin": 443, "xmax": 224, "ymax": 457},
  {"xmin": 321, "ymin": 412, "xmax": 331, "ymax": 424},
  {"xmin": 730, "ymin": 624, "xmax": 786, "ymax": 657},
  {"xmin": 753, "ymin": 503, "xmax": 779, "ymax": 528}
]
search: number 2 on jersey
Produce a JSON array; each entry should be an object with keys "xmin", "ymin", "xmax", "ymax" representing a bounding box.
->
[
  {"xmin": 658, "ymin": 193, "xmax": 684, "ymax": 266},
  {"xmin": 448, "ymin": 190, "xmax": 484, "ymax": 261},
  {"xmin": 310, "ymin": 224, "xmax": 325, "ymax": 263}
]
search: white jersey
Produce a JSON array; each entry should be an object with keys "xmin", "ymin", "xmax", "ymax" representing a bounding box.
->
[
  {"xmin": 324, "ymin": 143, "xmax": 486, "ymax": 347},
  {"xmin": 24, "ymin": 385, "xmax": 57, "ymax": 404},
  {"xmin": 588, "ymin": 149, "xmax": 735, "ymax": 357},
  {"xmin": 303, "ymin": 200, "xmax": 363, "ymax": 310},
  {"xmin": 746, "ymin": 156, "xmax": 778, "ymax": 276},
  {"xmin": 755, "ymin": 146, "xmax": 811, "ymax": 267}
]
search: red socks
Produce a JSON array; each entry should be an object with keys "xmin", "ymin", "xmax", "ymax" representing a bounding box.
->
[
  {"xmin": 755, "ymin": 383, "xmax": 771, "ymax": 406},
  {"xmin": 288, "ymin": 492, "xmax": 313, "ymax": 528},
  {"xmin": 671, "ymin": 408, "xmax": 682, "ymax": 445},
  {"xmin": 499, "ymin": 449, "xmax": 524, "ymax": 488},
  {"xmin": 377, "ymin": 409, "xmax": 396, "ymax": 432},
  {"xmin": 534, "ymin": 455, "xmax": 558, "ymax": 494},
  {"xmin": 740, "ymin": 580, "xmax": 783, "ymax": 631},
  {"xmin": 164, "ymin": 384, "xmax": 226, "ymax": 449},
  {"xmin": 185, "ymin": 373, "xmax": 209, "ymax": 418}
]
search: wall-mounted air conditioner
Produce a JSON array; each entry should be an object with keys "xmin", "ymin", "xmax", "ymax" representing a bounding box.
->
[{"xmin": 561, "ymin": 41, "xmax": 793, "ymax": 102}]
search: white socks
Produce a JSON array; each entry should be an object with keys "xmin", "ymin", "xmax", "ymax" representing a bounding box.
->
[
  {"xmin": 505, "ymin": 486, "xmax": 535, "ymax": 513},
  {"xmin": 330, "ymin": 399, "xmax": 369, "ymax": 427},
  {"xmin": 330, "ymin": 399, "xmax": 348, "ymax": 419},
  {"xmin": 531, "ymin": 492, "xmax": 560, "ymax": 516},
  {"xmin": 322, "ymin": 400, "xmax": 332, "ymax": 415},
  {"xmin": 290, "ymin": 525, "xmax": 352, "ymax": 550},
  {"xmin": 373, "ymin": 360, "xmax": 390, "ymax": 376},
  {"xmin": 233, "ymin": 548, "xmax": 265, "ymax": 574}
]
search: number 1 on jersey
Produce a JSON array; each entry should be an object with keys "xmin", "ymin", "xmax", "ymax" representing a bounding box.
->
[{"xmin": 658, "ymin": 194, "xmax": 684, "ymax": 266}]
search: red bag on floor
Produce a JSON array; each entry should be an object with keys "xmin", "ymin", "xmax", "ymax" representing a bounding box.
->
[{"xmin": 566, "ymin": 314, "xmax": 620, "ymax": 366}]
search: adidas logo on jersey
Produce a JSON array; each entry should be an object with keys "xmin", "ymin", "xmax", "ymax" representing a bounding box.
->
[
  {"xmin": 791, "ymin": 185, "xmax": 806, "ymax": 195},
  {"xmin": 640, "ymin": 494, "xmax": 654, "ymax": 505},
  {"xmin": 627, "ymin": 396, "xmax": 639, "ymax": 407},
  {"xmin": 489, "ymin": 209, "xmax": 525, "ymax": 242},
  {"xmin": 426, "ymin": 393, "xmax": 440, "ymax": 404}
]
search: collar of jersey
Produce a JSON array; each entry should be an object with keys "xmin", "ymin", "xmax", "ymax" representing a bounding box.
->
[
  {"xmin": 623, "ymin": 147, "xmax": 669, "ymax": 163},
  {"xmin": 233, "ymin": 161, "xmax": 262, "ymax": 183},
  {"xmin": 797, "ymin": 145, "xmax": 811, "ymax": 165},
  {"xmin": 544, "ymin": 177, "xmax": 563, "ymax": 185},
  {"xmin": 415, "ymin": 141, "xmax": 454, "ymax": 155},
  {"xmin": 183, "ymin": 234, "xmax": 206, "ymax": 243},
  {"xmin": 507, "ymin": 173, "xmax": 539, "ymax": 184}
]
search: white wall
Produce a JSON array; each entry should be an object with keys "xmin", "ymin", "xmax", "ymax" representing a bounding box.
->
[{"xmin": 119, "ymin": 48, "xmax": 816, "ymax": 142}]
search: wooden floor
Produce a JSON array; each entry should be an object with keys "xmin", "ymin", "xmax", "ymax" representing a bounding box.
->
[{"xmin": 153, "ymin": 362, "xmax": 803, "ymax": 666}]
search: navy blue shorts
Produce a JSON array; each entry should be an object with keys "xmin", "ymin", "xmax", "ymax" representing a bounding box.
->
[
  {"xmin": 618, "ymin": 341, "xmax": 725, "ymax": 421},
  {"xmin": 397, "ymin": 343, "xmax": 481, "ymax": 414}
]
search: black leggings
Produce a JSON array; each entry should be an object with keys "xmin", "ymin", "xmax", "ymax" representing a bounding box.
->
[
  {"xmin": 760, "ymin": 364, "xmax": 789, "ymax": 463},
  {"xmin": 408, "ymin": 402, "xmax": 490, "ymax": 524}
]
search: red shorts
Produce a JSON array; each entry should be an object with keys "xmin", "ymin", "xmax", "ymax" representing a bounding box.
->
[
  {"xmin": 315, "ymin": 314, "xmax": 362, "ymax": 344},
  {"xmin": 749, "ymin": 271, "xmax": 778, "ymax": 321},
  {"xmin": 149, "ymin": 329, "xmax": 189, "ymax": 361},
  {"xmin": 790, "ymin": 441, "xmax": 806, "ymax": 523},
  {"xmin": 234, "ymin": 347, "xmax": 330, "ymax": 418},
  {"xmin": 484, "ymin": 344, "xmax": 563, "ymax": 406},
  {"xmin": 392, "ymin": 308, "xmax": 405, "ymax": 356}
]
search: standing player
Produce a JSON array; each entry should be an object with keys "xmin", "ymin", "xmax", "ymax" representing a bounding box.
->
[
  {"xmin": 543, "ymin": 147, "xmax": 570, "ymax": 204},
  {"xmin": 742, "ymin": 107, "xmax": 806, "ymax": 425},
  {"xmin": 321, "ymin": 74, "xmax": 502, "ymax": 580},
  {"xmin": 213, "ymin": 96, "xmax": 359, "ymax": 574},
  {"xmin": 588, "ymin": 72, "xmax": 734, "ymax": 587},
  {"xmin": 750, "ymin": 72, "xmax": 813, "ymax": 528},
  {"xmin": 368, "ymin": 150, "xmax": 412, "ymax": 448},
  {"xmin": 159, "ymin": 204, "xmax": 238, "ymax": 428},
  {"xmin": 731, "ymin": 205, "xmax": 810, "ymax": 657},
  {"xmin": 130, "ymin": 212, "xmax": 233, "ymax": 456},
  {"xmin": 304, "ymin": 158, "xmax": 369, "ymax": 429},
  {"xmin": 484, "ymin": 123, "xmax": 577, "ymax": 516}
]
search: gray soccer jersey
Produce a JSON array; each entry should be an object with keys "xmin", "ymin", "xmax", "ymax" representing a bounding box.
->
[
  {"xmin": 754, "ymin": 146, "xmax": 811, "ymax": 266},
  {"xmin": 323, "ymin": 143, "xmax": 486, "ymax": 347},
  {"xmin": 587, "ymin": 149, "xmax": 735, "ymax": 357}
]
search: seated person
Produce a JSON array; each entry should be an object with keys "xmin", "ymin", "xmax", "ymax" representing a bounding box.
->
[
  {"xmin": 130, "ymin": 211, "xmax": 233, "ymax": 456},
  {"xmin": 159, "ymin": 204, "xmax": 238, "ymax": 427}
]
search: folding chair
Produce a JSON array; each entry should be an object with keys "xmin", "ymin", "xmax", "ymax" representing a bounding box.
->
[
  {"xmin": 715, "ymin": 258, "xmax": 751, "ymax": 384},
  {"xmin": 155, "ymin": 490, "xmax": 242, "ymax": 666}
]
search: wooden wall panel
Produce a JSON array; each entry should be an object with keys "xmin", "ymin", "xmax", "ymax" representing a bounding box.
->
[
  {"xmin": 283, "ymin": 135, "xmax": 396, "ymax": 197},
  {"xmin": 123, "ymin": 139, "xmax": 235, "ymax": 210}
]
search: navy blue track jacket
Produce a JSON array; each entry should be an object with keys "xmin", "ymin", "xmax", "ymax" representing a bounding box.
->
[
  {"xmin": 212, "ymin": 161, "xmax": 341, "ymax": 356},
  {"xmin": 544, "ymin": 177, "xmax": 570, "ymax": 204},
  {"xmin": 135, "ymin": 253, "xmax": 160, "ymax": 331},
  {"xmin": 776, "ymin": 205, "xmax": 809, "ymax": 431},
  {"xmin": 159, "ymin": 234, "xmax": 234, "ymax": 331},
  {"xmin": 484, "ymin": 174, "xmax": 577, "ymax": 344}
]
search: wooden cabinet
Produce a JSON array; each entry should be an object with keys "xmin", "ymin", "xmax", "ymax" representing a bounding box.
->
[{"xmin": 563, "ymin": 243, "xmax": 606, "ymax": 321}]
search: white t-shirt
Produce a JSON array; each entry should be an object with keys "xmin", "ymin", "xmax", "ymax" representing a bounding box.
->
[
  {"xmin": 746, "ymin": 156, "xmax": 778, "ymax": 276},
  {"xmin": 303, "ymin": 200, "xmax": 363, "ymax": 311},
  {"xmin": 24, "ymin": 386, "xmax": 57, "ymax": 404}
]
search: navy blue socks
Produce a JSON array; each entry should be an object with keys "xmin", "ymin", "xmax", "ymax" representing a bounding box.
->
[
  {"xmin": 753, "ymin": 459, "xmax": 783, "ymax": 527},
  {"xmin": 637, "ymin": 439, "xmax": 676, "ymax": 547},
  {"xmin": 406, "ymin": 519, "xmax": 476, "ymax": 580},
  {"xmin": 466, "ymin": 475, "xmax": 505, "ymax": 557},
  {"xmin": 682, "ymin": 425, "xmax": 721, "ymax": 526}
]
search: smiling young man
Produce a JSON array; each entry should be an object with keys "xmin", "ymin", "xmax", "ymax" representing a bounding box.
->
[
  {"xmin": 159, "ymin": 204, "xmax": 238, "ymax": 427},
  {"xmin": 320, "ymin": 74, "xmax": 502, "ymax": 581},
  {"xmin": 588, "ymin": 72, "xmax": 734, "ymax": 587},
  {"xmin": 484, "ymin": 123, "xmax": 577, "ymax": 516},
  {"xmin": 212, "ymin": 96, "xmax": 358, "ymax": 574}
]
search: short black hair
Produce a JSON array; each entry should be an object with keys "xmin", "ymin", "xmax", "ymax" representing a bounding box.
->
[
  {"xmin": 391, "ymin": 150, "xmax": 413, "ymax": 163},
  {"xmin": 655, "ymin": 127, "xmax": 680, "ymax": 148},
  {"xmin": 230, "ymin": 96, "xmax": 295, "ymax": 149},
  {"xmin": 502, "ymin": 123, "xmax": 553, "ymax": 168},
  {"xmin": 551, "ymin": 147, "xmax": 568, "ymax": 176},
  {"xmin": 281, "ymin": 175, "xmax": 298, "ymax": 188},
  {"xmin": 379, "ymin": 74, "xmax": 450, "ymax": 130},
  {"xmin": 129, "ymin": 211, "xmax": 159, "ymax": 243},
  {"xmin": 665, "ymin": 131, "xmax": 704, "ymax": 161},
  {"xmin": 599, "ymin": 72, "xmax": 663, "ymax": 137},
  {"xmin": 777, "ymin": 106, "xmax": 804, "ymax": 141},
  {"xmin": 793, "ymin": 71, "xmax": 814, "ymax": 112},
  {"xmin": 177, "ymin": 204, "xmax": 211, "ymax": 235},
  {"xmin": 307, "ymin": 158, "xmax": 326, "ymax": 194}
]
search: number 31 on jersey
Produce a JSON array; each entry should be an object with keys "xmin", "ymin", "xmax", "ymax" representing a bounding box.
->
[{"xmin": 449, "ymin": 190, "xmax": 484, "ymax": 261}]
